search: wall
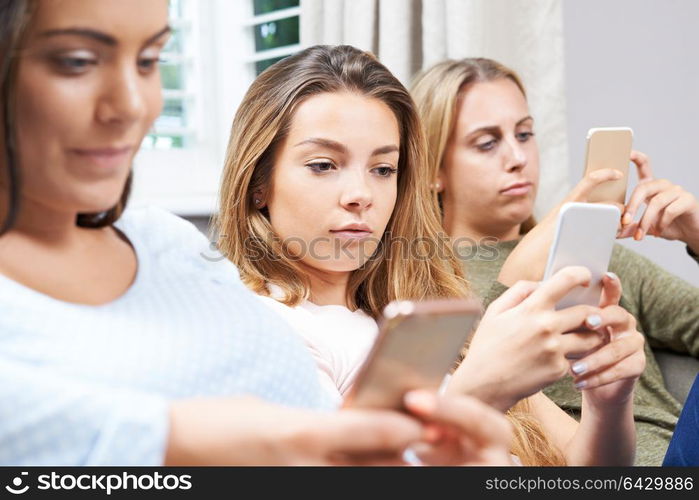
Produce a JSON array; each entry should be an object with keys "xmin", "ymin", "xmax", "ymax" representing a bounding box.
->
[{"xmin": 563, "ymin": 0, "xmax": 699, "ymax": 286}]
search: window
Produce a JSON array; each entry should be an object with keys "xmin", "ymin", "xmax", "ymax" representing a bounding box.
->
[
  {"xmin": 142, "ymin": 0, "xmax": 196, "ymax": 151},
  {"xmin": 249, "ymin": 0, "xmax": 300, "ymax": 75},
  {"xmin": 130, "ymin": 0, "xmax": 301, "ymax": 216}
]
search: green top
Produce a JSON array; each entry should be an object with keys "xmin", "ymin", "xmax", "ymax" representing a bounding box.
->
[{"xmin": 461, "ymin": 239, "xmax": 699, "ymax": 466}]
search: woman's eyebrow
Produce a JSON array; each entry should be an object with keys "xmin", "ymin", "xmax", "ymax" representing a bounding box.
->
[
  {"xmin": 294, "ymin": 138, "xmax": 398, "ymax": 157},
  {"xmin": 466, "ymin": 116, "xmax": 533, "ymax": 138},
  {"xmin": 38, "ymin": 25, "xmax": 171, "ymax": 47},
  {"xmin": 371, "ymin": 145, "xmax": 399, "ymax": 156},
  {"xmin": 466, "ymin": 125, "xmax": 501, "ymax": 138},
  {"xmin": 294, "ymin": 138, "xmax": 347, "ymax": 154}
]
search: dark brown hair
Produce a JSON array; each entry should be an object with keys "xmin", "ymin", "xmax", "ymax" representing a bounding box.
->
[{"xmin": 0, "ymin": 0, "xmax": 131, "ymax": 235}]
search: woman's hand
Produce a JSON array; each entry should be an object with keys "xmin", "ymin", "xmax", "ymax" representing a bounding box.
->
[
  {"xmin": 569, "ymin": 272, "xmax": 646, "ymax": 407},
  {"xmin": 498, "ymin": 168, "xmax": 624, "ymax": 286},
  {"xmin": 448, "ymin": 266, "xmax": 619, "ymax": 412},
  {"xmin": 618, "ymin": 151, "xmax": 699, "ymax": 252},
  {"xmin": 403, "ymin": 391, "xmax": 514, "ymax": 466}
]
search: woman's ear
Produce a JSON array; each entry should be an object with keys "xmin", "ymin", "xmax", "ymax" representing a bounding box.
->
[
  {"xmin": 252, "ymin": 189, "xmax": 267, "ymax": 209},
  {"xmin": 432, "ymin": 172, "xmax": 446, "ymax": 193}
]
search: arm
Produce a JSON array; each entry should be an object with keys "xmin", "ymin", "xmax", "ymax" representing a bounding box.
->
[
  {"xmin": 0, "ymin": 357, "xmax": 170, "ymax": 465},
  {"xmin": 452, "ymin": 272, "xmax": 643, "ymax": 465},
  {"xmin": 449, "ymin": 269, "xmax": 625, "ymax": 412},
  {"xmin": 527, "ymin": 390, "xmax": 636, "ymax": 466},
  {"xmin": 611, "ymin": 244, "xmax": 699, "ymax": 357},
  {"xmin": 531, "ymin": 273, "xmax": 642, "ymax": 465},
  {"xmin": 497, "ymin": 168, "xmax": 625, "ymax": 287},
  {"xmin": 1, "ymin": 357, "xmax": 428, "ymax": 466},
  {"xmin": 165, "ymin": 397, "xmax": 423, "ymax": 465}
]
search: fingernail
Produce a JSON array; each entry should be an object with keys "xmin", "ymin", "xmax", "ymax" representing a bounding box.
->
[
  {"xmin": 614, "ymin": 170, "xmax": 623, "ymax": 179},
  {"xmin": 605, "ymin": 271, "xmax": 619, "ymax": 281},
  {"xmin": 404, "ymin": 391, "xmax": 436, "ymax": 412},
  {"xmin": 575, "ymin": 380, "xmax": 587, "ymax": 390},
  {"xmin": 423, "ymin": 424, "xmax": 442, "ymax": 442},
  {"xmin": 634, "ymin": 228, "xmax": 644, "ymax": 240},
  {"xmin": 572, "ymin": 362, "xmax": 588, "ymax": 375},
  {"xmin": 622, "ymin": 213, "xmax": 632, "ymax": 225},
  {"xmin": 586, "ymin": 314, "xmax": 602, "ymax": 328}
]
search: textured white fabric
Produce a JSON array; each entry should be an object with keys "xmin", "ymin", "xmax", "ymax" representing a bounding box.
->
[
  {"xmin": 0, "ymin": 206, "xmax": 329, "ymax": 465},
  {"xmin": 300, "ymin": 0, "xmax": 571, "ymax": 216}
]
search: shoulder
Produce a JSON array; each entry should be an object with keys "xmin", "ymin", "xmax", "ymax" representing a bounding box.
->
[
  {"xmin": 254, "ymin": 293, "xmax": 317, "ymax": 332},
  {"xmin": 116, "ymin": 205, "xmax": 239, "ymax": 280},
  {"xmin": 116, "ymin": 205, "xmax": 210, "ymax": 251}
]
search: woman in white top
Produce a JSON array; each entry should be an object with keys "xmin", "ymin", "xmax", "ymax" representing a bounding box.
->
[
  {"xmin": 218, "ymin": 44, "xmax": 646, "ymax": 465},
  {"xmin": 0, "ymin": 0, "xmax": 513, "ymax": 466}
]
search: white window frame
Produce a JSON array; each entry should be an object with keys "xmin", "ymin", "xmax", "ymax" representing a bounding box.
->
[{"xmin": 131, "ymin": 0, "xmax": 301, "ymax": 217}]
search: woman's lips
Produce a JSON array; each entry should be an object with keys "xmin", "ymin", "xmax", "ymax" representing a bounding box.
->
[
  {"xmin": 70, "ymin": 146, "xmax": 133, "ymax": 170},
  {"xmin": 329, "ymin": 229, "xmax": 373, "ymax": 240},
  {"xmin": 500, "ymin": 182, "xmax": 532, "ymax": 196}
]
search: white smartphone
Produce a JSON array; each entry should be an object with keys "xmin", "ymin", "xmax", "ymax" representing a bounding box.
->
[
  {"xmin": 342, "ymin": 298, "xmax": 481, "ymax": 411},
  {"xmin": 583, "ymin": 127, "xmax": 633, "ymax": 204},
  {"xmin": 543, "ymin": 202, "xmax": 621, "ymax": 310}
]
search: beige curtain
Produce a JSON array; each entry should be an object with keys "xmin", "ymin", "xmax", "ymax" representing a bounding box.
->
[{"xmin": 300, "ymin": 0, "xmax": 570, "ymax": 217}]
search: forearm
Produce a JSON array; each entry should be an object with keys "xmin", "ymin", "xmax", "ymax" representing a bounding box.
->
[
  {"xmin": 164, "ymin": 396, "xmax": 287, "ymax": 465},
  {"xmin": 563, "ymin": 394, "xmax": 635, "ymax": 466}
]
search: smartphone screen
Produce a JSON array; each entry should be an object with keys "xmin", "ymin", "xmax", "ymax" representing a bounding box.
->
[
  {"xmin": 543, "ymin": 202, "xmax": 620, "ymax": 310},
  {"xmin": 342, "ymin": 299, "xmax": 481, "ymax": 411},
  {"xmin": 583, "ymin": 127, "xmax": 633, "ymax": 204}
]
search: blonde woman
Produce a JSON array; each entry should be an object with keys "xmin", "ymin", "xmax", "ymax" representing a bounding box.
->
[
  {"xmin": 411, "ymin": 57, "xmax": 698, "ymax": 465},
  {"xmin": 217, "ymin": 44, "xmax": 644, "ymax": 465}
]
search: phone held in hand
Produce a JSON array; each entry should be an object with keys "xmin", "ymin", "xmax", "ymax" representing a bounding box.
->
[
  {"xmin": 342, "ymin": 298, "xmax": 481, "ymax": 411},
  {"xmin": 583, "ymin": 127, "xmax": 633, "ymax": 204},
  {"xmin": 543, "ymin": 202, "xmax": 620, "ymax": 310}
]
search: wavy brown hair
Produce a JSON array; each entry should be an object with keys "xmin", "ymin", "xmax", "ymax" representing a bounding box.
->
[
  {"xmin": 218, "ymin": 46, "xmax": 563, "ymax": 465},
  {"xmin": 411, "ymin": 58, "xmax": 536, "ymax": 234},
  {"xmin": 216, "ymin": 45, "xmax": 468, "ymax": 319}
]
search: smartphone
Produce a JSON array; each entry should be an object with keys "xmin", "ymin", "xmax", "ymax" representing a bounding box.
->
[
  {"xmin": 583, "ymin": 127, "xmax": 633, "ymax": 204},
  {"xmin": 543, "ymin": 202, "xmax": 620, "ymax": 310},
  {"xmin": 342, "ymin": 298, "xmax": 481, "ymax": 411}
]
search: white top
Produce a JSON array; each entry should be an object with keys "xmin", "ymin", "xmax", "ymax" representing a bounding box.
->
[
  {"xmin": 0, "ymin": 206, "xmax": 329, "ymax": 465},
  {"xmin": 256, "ymin": 286, "xmax": 379, "ymax": 406}
]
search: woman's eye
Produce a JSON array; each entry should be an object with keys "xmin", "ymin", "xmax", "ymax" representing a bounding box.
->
[
  {"xmin": 476, "ymin": 139, "xmax": 497, "ymax": 151},
  {"xmin": 517, "ymin": 131, "xmax": 535, "ymax": 142},
  {"xmin": 138, "ymin": 57, "xmax": 162, "ymax": 73},
  {"xmin": 306, "ymin": 162, "xmax": 335, "ymax": 174},
  {"xmin": 372, "ymin": 166, "xmax": 398, "ymax": 177},
  {"xmin": 53, "ymin": 56, "xmax": 97, "ymax": 73}
]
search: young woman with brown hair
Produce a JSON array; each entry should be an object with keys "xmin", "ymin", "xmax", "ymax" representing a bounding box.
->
[{"xmin": 217, "ymin": 45, "xmax": 644, "ymax": 465}]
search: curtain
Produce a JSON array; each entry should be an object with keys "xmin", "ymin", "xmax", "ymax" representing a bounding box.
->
[{"xmin": 300, "ymin": 0, "xmax": 570, "ymax": 217}]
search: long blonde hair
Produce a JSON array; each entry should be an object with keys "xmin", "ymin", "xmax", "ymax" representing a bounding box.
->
[
  {"xmin": 411, "ymin": 58, "xmax": 536, "ymax": 234},
  {"xmin": 216, "ymin": 45, "xmax": 467, "ymax": 319},
  {"xmin": 411, "ymin": 58, "xmax": 563, "ymax": 465}
]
